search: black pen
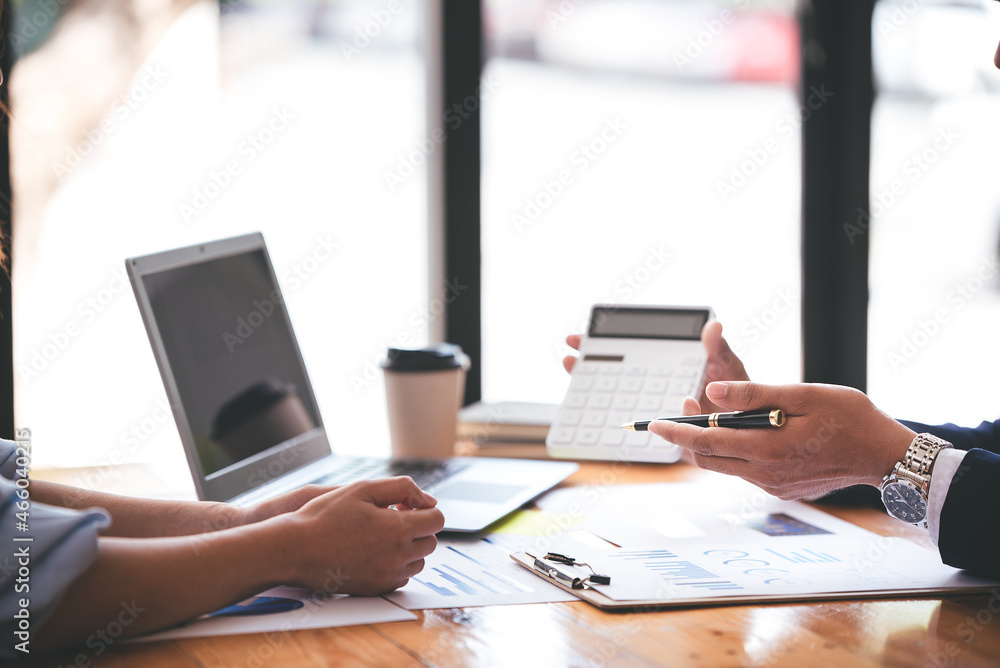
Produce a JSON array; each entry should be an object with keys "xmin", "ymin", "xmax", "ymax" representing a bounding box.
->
[{"xmin": 621, "ymin": 409, "xmax": 785, "ymax": 432}]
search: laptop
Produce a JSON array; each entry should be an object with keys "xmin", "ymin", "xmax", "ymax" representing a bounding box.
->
[{"xmin": 125, "ymin": 232, "xmax": 577, "ymax": 532}]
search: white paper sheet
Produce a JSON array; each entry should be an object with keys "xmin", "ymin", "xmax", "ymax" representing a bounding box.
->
[
  {"xmin": 533, "ymin": 477, "xmax": 874, "ymax": 548},
  {"xmin": 131, "ymin": 586, "xmax": 415, "ymax": 642},
  {"xmin": 386, "ymin": 535, "xmax": 578, "ymax": 610}
]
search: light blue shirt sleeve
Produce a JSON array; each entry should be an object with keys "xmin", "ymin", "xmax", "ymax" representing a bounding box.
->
[
  {"xmin": 0, "ymin": 439, "xmax": 19, "ymax": 479},
  {"xmin": 0, "ymin": 438, "xmax": 110, "ymax": 660}
]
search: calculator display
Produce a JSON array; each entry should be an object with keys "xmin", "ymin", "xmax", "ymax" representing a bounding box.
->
[{"xmin": 588, "ymin": 307, "xmax": 708, "ymax": 340}]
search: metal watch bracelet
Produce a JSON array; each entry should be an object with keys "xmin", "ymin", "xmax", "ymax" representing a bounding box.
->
[{"xmin": 881, "ymin": 433, "xmax": 952, "ymax": 527}]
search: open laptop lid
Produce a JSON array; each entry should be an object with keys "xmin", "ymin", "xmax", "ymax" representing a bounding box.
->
[{"xmin": 127, "ymin": 233, "xmax": 331, "ymax": 501}]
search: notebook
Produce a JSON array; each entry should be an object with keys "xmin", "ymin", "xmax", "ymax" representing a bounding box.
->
[{"xmin": 125, "ymin": 232, "xmax": 576, "ymax": 532}]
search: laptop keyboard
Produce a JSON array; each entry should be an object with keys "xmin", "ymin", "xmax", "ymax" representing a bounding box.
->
[{"xmin": 313, "ymin": 457, "xmax": 469, "ymax": 492}]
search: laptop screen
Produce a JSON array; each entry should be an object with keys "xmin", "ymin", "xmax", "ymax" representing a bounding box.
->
[{"xmin": 141, "ymin": 248, "xmax": 322, "ymax": 478}]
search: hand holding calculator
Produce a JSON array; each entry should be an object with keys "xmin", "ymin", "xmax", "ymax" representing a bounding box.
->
[{"xmin": 546, "ymin": 305, "xmax": 713, "ymax": 463}]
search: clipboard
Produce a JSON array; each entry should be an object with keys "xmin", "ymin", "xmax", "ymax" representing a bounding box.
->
[{"xmin": 509, "ymin": 551, "xmax": 1000, "ymax": 611}]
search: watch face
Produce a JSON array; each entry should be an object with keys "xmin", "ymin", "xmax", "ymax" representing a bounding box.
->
[{"xmin": 881, "ymin": 481, "xmax": 928, "ymax": 524}]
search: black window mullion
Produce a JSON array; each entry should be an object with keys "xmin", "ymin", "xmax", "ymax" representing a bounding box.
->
[
  {"xmin": 431, "ymin": 0, "xmax": 483, "ymax": 406},
  {"xmin": 800, "ymin": 0, "xmax": 875, "ymax": 391}
]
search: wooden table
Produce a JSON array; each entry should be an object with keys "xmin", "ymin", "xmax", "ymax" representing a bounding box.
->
[{"xmin": 31, "ymin": 460, "xmax": 1000, "ymax": 667}]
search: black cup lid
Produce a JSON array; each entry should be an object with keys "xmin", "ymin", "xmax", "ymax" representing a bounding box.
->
[{"xmin": 380, "ymin": 343, "xmax": 470, "ymax": 372}]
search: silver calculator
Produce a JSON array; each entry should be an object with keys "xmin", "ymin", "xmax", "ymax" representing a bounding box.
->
[{"xmin": 546, "ymin": 305, "xmax": 712, "ymax": 463}]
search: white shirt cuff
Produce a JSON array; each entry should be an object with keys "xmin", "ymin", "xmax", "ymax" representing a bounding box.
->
[{"xmin": 927, "ymin": 447, "xmax": 967, "ymax": 545}]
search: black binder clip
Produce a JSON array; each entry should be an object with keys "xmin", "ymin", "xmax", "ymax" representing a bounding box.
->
[{"xmin": 544, "ymin": 552, "xmax": 612, "ymax": 586}]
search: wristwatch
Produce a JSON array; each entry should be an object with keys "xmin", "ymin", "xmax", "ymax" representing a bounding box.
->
[{"xmin": 879, "ymin": 433, "xmax": 952, "ymax": 528}]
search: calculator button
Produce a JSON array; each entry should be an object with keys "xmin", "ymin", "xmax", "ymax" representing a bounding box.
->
[
  {"xmin": 612, "ymin": 395, "xmax": 637, "ymax": 410},
  {"xmin": 570, "ymin": 376, "xmax": 594, "ymax": 391},
  {"xmin": 595, "ymin": 377, "xmax": 619, "ymax": 392},
  {"xmin": 598, "ymin": 365, "xmax": 623, "ymax": 376},
  {"xmin": 549, "ymin": 428, "xmax": 575, "ymax": 444},
  {"xmin": 588, "ymin": 394, "xmax": 612, "ymax": 409},
  {"xmin": 619, "ymin": 377, "xmax": 643, "ymax": 393},
  {"xmin": 625, "ymin": 432, "xmax": 651, "ymax": 447},
  {"xmin": 581, "ymin": 411, "xmax": 606, "ymax": 428},
  {"xmin": 563, "ymin": 392, "xmax": 588, "ymax": 409},
  {"xmin": 575, "ymin": 363, "xmax": 598, "ymax": 376},
  {"xmin": 637, "ymin": 395, "xmax": 662, "ymax": 412},
  {"xmin": 675, "ymin": 367, "xmax": 698, "ymax": 378},
  {"xmin": 558, "ymin": 409, "xmax": 582, "ymax": 426},
  {"xmin": 600, "ymin": 429, "xmax": 625, "ymax": 446},
  {"xmin": 643, "ymin": 378, "xmax": 668, "ymax": 394},
  {"xmin": 576, "ymin": 429, "xmax": 600, "ymax": 445},
  {"xmin": 606, "ymin": 411, "xmax": 633, "ymax": 428},
  {"xmin": 669, "ymin": 379, "xmax": 694, "ymax": 394},
  {"xmin": 624, "ymin": 365, "xmax": 646, "ymax": 376},
  {"xmin": 649, "ymin": 366, "xmax": 673, "ymax": 378}
]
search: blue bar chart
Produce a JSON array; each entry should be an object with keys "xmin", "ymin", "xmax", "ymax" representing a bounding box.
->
[
  {"xmin": 608, "ymin": 549, "xmax": 744, "ymax": 591},
  {"xmin": 764, "ymin": 548, "xmax": 841, "ymax": 564},
  {"xmin": 411, "ymin": 546, "xmax": 534, "ymax": 597},
  {"xmin": 388, "ymin": 539, "xmax": 578, "ymax": 610}
]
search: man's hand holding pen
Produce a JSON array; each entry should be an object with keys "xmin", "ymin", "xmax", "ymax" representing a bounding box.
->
[{"xmin": 647, "ymin": 380, "xmax": 916, "ymax": 500}]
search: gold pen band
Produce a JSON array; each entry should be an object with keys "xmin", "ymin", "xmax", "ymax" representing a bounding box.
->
[{"xmin": 708, "ymin": 413, "xmax": 720, "ymax": 428}]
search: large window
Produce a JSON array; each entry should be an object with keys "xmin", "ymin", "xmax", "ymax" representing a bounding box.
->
[
  {"xmin": 12, "ymin": 0, "xmax": 427, "ymax": 482},
  {"xmin": 480, "ymin": 0, "xmax": 803, "ymax": 405},
  {"xmin": 868, "ymin": 0, "xmax": 1000, "ymax": 426}
]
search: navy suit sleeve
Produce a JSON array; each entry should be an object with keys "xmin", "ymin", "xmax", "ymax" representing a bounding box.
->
[
  {"xmin": 898, "ymin": 419, "xmax": 1000, "ymax": 455},
  {"xmin": 895, "ymin": 419, "xmax": 1000, "ymax": 576},
  {"xmin": 936, "ymin": 448, "xmax": 1000, "ymax": 577}
]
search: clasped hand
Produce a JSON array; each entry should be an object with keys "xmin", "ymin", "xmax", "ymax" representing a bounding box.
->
[{"xmin": 250, "ymin": 477, "xmax": 444, "ymax": 595}]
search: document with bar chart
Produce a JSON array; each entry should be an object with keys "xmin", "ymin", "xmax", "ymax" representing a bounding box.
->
[
  {"xmin": 510, "ymin": 477, "xmax": 1000, "ymax": 608},
  {"xmin": 511, "ymin": 526, "xmax": 1000, "ymax": 609}
]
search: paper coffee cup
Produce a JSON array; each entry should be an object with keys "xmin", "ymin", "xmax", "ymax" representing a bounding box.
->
[{"xmin": 381, "ymin": 344, "xmax": 470, "ymax": 459}]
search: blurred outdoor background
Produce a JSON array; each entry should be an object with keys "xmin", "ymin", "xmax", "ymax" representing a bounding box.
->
[{"xmin": 8, "ymin": 0, "xmax": 1000, "ymax": 491}]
